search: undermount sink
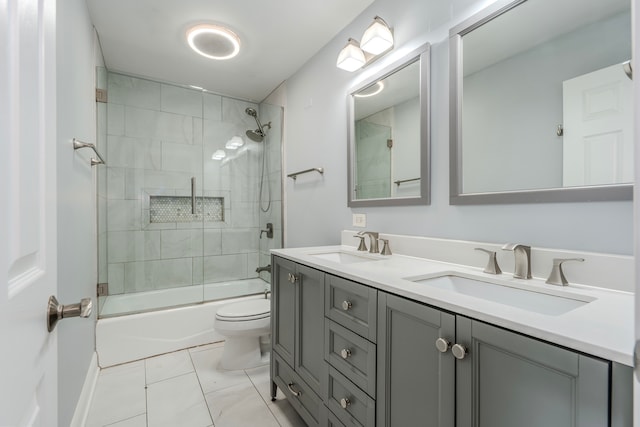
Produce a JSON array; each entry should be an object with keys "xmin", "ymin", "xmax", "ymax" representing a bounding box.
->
[
  {"xmin": 311, "ymin": 251, "xmax": 380, "ymax": 264},
  {"xmin": 408, "ymin": 275, "xmax": 594, "ymax": 316}
]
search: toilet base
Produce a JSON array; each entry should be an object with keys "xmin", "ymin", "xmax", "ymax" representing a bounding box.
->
[{"xmin": 221, "ymin": 335, "xmax": 269, "ymax": 370}]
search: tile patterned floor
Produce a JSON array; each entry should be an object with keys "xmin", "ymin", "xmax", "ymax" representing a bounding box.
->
[{"xmin": 85, "ymin": 343, "xmax": 307, "ymax": 427}]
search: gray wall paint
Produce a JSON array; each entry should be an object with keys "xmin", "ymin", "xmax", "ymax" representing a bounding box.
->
[
  {"xmin": 283, "ymin": 0, "xmax": 633, "ymax": 255},
  {"xmin": 56, "ymin": 0, "xmax": 101, "ymax": 424}
]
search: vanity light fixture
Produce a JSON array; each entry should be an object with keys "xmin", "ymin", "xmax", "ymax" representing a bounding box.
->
[
  {"xmin": 353, "ymin": 81, "xmax": 385, "ymax": 98},
  {"xmin": 360, "ymin": 16, "xmax": 394, "ymax": 55},
  {"xmin": 336, "ymin": 16, "xmax": 394, "ymax": 72},
  {"xmin": 187, "ymin": 24, "xmax": 241, "ymax": 60},
  {"xmin": 212, "ymin": 149, "xmax": 226, "ymax": 160},
  {"xmin": 337, "ymin": 38, "xmax": 367, "ymax": 72},
  {"xmin": 225, "ymin": 136, "xmax": 244, "ymax": 150}
]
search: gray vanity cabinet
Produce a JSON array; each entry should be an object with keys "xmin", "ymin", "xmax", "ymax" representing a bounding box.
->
[
  {"xmin": 377, "ymin": 292, "xmax": 456, "ymax": 427},
  {"xmin": 377, "ymin": 291, "xmax": 616, "ymax": 427},
  {"xmin": 456, "ymin": 316, "xmax": 610, "ymax": 427},
  {"xmin": 272, "ymin": 256, "xmax": 326, "ymax": 426}
]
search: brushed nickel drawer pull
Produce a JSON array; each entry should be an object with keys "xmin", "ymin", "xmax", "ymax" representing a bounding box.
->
[
  {"xmin": 340, "ymin": 348, "xmax": 352, "ymax": 359},
  {"xmin": 287, "ymin": 382, "xmax": 301, "ymax": 397},
  {"xmin": 341, "ymin": 300, "xmax": 353, "ymax": 311},
  {"xmin": 340, "ymin": 397, "xmax": 351, "ymax": 409}
]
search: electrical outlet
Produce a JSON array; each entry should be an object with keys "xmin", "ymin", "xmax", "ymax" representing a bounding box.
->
[{"xmin": 353, "ymin": 213, "xmax": 366, "ymax": 228}]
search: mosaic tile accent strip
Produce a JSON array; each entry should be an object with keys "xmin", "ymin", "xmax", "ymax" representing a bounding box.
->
[{"xmin": 150, "ymin": 196, "xmax": 224, "ymax": 223}]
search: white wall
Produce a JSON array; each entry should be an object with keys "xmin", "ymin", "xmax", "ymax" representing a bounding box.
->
[
  {"xmin": 283, "ymin": 0, "xmax": 633, "ymax": 255},
  {"xmin": 56, "ymin": 0, "xmax": 101, "ymax": 424}
]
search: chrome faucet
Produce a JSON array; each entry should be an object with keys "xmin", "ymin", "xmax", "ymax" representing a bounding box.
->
[
  {"xmin": 256, "ymin": 264, "xmax": 271, "ymax": 274},
  {"xmin": 502, "ymin": 243, "xmax": 531, "ymax": 279},
  {"xmin": 359, "ymin": 231, "xmax": 379, "ymax": 254}
]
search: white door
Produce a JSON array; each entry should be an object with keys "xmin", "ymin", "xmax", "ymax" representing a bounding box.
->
[
  {"xmin": 0, "ymin": 0, "xmax": 58, "ymax": 425},
  {"xmin": 562, "ymin": 63, "xmax": 633, "ymax": 186}
]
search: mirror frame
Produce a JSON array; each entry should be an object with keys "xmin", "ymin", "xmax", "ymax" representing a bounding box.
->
[
  {"xmin": 348, "ymin": 42, "xmax": 431, "ymax": 207},
  {"xmin": 449, "ymin": 0, "xmax": 633, "ymax": 205}
]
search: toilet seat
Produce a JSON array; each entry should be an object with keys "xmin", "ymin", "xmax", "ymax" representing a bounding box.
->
[{"xmin": 215, "ymin": 299, "xmax": 270, "ymax": 321}]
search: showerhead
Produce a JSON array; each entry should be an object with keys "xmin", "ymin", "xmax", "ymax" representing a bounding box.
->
[
  {"xmin": 246, "ymin": 129, "xmax": 264, "ymax": 142},
  {"xmin": 245, "ymin": 107, "xmax": 270, "ymax": 142}
]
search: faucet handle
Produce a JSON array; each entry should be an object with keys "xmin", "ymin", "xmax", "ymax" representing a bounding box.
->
[
  {"xmin": 379, "ymin": 239, "xmax": 392, "ymax": 256},
  {"xmin": 545, "ymin": 258, "xmax": 584, "ymax": 286},
  {"xmin": 474, "ymin": 248, "xmax": 502, "ymax": 275},
  {"xmin": 353, "ymin": 235, "xmax": 368, "ymax": 251}
]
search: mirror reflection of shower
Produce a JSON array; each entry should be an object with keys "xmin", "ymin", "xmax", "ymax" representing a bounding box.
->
[{"xmin": 245, "ymin": 107, "xmax": 272, "ymax": 212}]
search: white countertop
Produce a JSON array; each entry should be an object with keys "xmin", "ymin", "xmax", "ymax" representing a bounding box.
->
[{"xmin": 272, "ymin": 245, "xmax": 634, "ymax": 366}]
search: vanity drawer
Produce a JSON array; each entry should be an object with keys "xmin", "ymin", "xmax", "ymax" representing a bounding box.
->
[
  {"xmin": 325, "ymin": 320, "xmax": 376, "ymax": 398},
  {"xmin": 325, "ymin": 275, "xmax": 377, "ymax": 342},
  {"xmin": 321, "ymin": 405, "xmax": 347, "ymax": 427},
  {"xmin": 273, "ymin": 353, "xmax": 322, "ymax": 427},
  {"xmin": 325, "ymin": 365, "xmax": 375, "ymax": 427}
]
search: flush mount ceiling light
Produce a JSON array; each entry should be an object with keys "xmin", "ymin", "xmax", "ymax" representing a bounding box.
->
[
  {"xmin": 336, "ymin": 38, "xmax": 366, "ymax": 72},
  {"xmin": 360, "ymin": 16, "xmax": 394, "ymax": 55},
  {"xmin": 337, "ymin": 16, "xmax": 394, "ymax": 72},
  {"xmin": 354, "ymin": 81, "xmax": 385, "ymax": 98},
  {"xmin": 187, "ymin": 24, "xmax": 241, "ymax": 60}
]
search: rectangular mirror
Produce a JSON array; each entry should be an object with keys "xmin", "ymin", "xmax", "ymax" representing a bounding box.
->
[
  {"xmin": 450, "ymin": 0, "xmax": 633, "ymax": 204},
  {"xmin": 348, "ymin": 43, "xmax": 430, "ymax": 207}
]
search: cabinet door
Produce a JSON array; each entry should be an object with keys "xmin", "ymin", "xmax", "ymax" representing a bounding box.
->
[
  {"xmin": 456, "ymin": 317, "xmax": 609, "ymax": 427},
  {"xmin": 377, "ymin": 293, "xmax": 455, "ymax": 427},
  {"xmin": 272, "ymin": 256, "xmax": 297, "ymax": 367},
  {"xmin": 296, "ymin": 264, "xmax": 326, "ymax": 394}
]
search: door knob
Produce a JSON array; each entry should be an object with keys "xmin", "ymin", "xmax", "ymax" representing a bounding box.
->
[{"xmin": 47, "ymin": 295, "xmax": 93, "ymax": 332}]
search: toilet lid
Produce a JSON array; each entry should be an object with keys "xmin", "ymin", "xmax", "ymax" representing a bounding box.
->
[{"xmin": 216, "ymin": 299, "xmax": 270, "ymax": 320}]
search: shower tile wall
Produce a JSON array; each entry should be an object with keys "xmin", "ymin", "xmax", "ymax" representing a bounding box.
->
[{"xmin": 104, "ymin": 72, "xmax": 266, "ymax": 296}]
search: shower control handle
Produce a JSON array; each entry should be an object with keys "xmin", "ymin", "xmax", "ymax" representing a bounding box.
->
[{"xmin": 190, "ymin": 177, "xmax": 196, "ymax": 214}]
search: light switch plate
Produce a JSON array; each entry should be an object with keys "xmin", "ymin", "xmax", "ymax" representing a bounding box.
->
[{"xmin": 353, "ymin": 213, "xmax": 366, "ymax": 227}]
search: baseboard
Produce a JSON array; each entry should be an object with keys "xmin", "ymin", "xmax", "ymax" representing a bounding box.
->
[{"xmin": 70, "ymin": 352, "xmax": 99, "ymax": 427}]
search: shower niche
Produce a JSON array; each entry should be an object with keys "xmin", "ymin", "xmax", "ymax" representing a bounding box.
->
[{"xmin": 96, "ymin": 68, "xmax": 283, "ymax": 318}]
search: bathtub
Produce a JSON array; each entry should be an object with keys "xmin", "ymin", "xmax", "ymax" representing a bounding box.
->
[{"xmin": 96, "ymin": 279, "xmax": 269, "ymax": 367}]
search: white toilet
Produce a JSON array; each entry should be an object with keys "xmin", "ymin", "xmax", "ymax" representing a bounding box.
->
[{"xmin": 214, "ymin": 299, "xmax": 271, "ymax": 370}]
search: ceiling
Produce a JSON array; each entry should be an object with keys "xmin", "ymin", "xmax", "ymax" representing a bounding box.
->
[{"xmin": 86, "ymin": 0, "xmax": 375, "ymax": 102}]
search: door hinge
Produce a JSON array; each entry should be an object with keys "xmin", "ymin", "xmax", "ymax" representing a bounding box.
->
[
  {"xmin": 96, "ymin": 88, "xmax": 108, "ymax": 103},
  {"xmin": 97, "ymin": 282, "xmax": 109, "ymax": 296},
  {"xmin": 387, "ymin": 139, "xmax": 393, "ymax": 149}
]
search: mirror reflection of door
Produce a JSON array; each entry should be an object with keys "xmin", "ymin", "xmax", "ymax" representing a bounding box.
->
[
  {"xmin": 562, "ymin": 63, "xmax": 633, "ymax": 186},
  {"xmin": 355, "ymin": 120, "xmax": 392, "ymax": 199}
]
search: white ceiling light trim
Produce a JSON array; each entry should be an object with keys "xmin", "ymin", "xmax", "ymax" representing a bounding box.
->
[
  {"xmin": 187, "ymin": 24, "xmax": 241, "ymax": 60},
  {"xmin": 354, "ymin": 81, "xmax": 385, "ymax": 97}
]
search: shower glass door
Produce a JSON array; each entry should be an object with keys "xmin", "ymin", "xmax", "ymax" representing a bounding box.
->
[{"xmin": 97, "ymin": 70, "xmax": 281, "ymax": 318}]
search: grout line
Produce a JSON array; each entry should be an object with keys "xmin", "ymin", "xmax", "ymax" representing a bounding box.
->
[
  {"xmin": 188, "ymin": 347, "xmax": 216, "ymax": 426},
  {"xmin": 244, "ymin": 366, "xmax": 286, "ymax": 427},
  {"xmin": 144, "ymin": 358, "xmax": 149, "ymax": 427}
]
